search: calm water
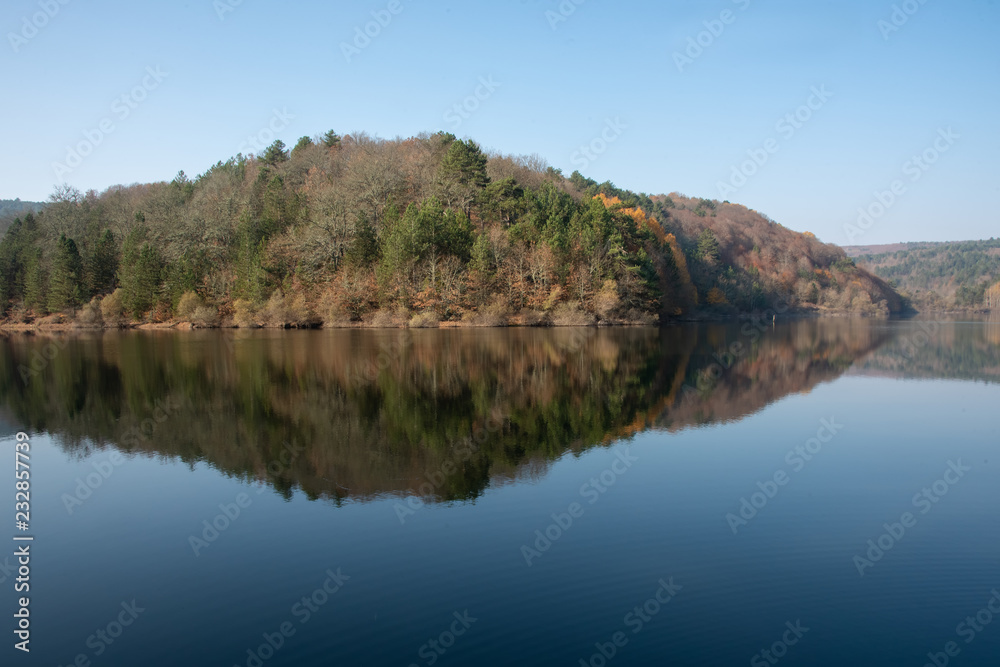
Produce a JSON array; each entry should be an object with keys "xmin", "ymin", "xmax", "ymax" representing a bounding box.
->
[{"xmin": 1, "ymin": 319, "xmax": 999, "ymax": 666}]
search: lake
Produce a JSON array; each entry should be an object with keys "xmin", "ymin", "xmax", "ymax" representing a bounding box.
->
[{"xmin": 2, "ymin": 318, "xmax": 999, "ymax": 666}]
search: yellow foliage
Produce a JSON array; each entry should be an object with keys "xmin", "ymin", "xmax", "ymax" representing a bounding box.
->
[
  {"xmin": 593, "ymin": 194, "xmax": 696, "ymax": 307},
  {"xmin": 987, "ymin": 282, "xmax": 1000, "ymax": 310},
  {"xmin": 707, "ymin": 288, "xmax": 729, "ymax": 305}
]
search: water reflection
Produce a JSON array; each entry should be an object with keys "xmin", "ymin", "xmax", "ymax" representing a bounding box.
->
[{"xmin": 0, "ymin": 319, "xmax": 994, "ymax": 503}]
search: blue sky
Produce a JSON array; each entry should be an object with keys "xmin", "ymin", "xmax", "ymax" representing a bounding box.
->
[{"xmin": 2, "ymin": 0, "xmax": 997, "ymax": 245}]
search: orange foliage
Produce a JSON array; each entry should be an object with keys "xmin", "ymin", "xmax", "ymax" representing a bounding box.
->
[{"xmin": 594, "ymin": 194, "xmax": 696, "ymax": 307}]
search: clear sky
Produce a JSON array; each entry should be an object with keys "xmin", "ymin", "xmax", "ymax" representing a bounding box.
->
[{"xmin": 2, "ymin": 0, "xmax": 997, "ymax": 245}]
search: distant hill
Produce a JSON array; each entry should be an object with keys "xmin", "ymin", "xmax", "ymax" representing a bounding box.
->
[
  {"xmin": 0, "ymin": 199, "xmax": 45, "ymax": 219},
  {"xmin": 844, "ymin": 239, "xmax": 1000, "ymax": 310},
  {"xmin": 0, "ymin": 199, "xmax": 45, "ymax": 236}
]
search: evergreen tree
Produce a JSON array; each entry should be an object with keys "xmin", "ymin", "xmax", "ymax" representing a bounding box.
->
[
  {"xmin": 292, "ymin": 136, "xmax": 313, "ymax": 156},
  {"xmin": 437, "ymin": 140, "xmax": 490, "ymax": 217},
  {"xmin": 47, "ymin": 234, "xmax": 84, "ymax": 312},
  {"xmin": 696, "ymin": 229, "xmax": 720, "ymax": 265},
  {"xmin": 260, "ymin": 140, "xmax": 289, "ymax": 166},
  {"xmin": 87, "ymin": 229, "xmax": 118, "ymax": 296},
  {"xmin": 321, "ymin": 130, "xmax": 341, "ymax": 148},
  {"xmin": 23, "ymin": 248, "xmax": 47, "ymax": 314},
  {"xmin": 120, "ymin": 226, "xmax": 162, "ymax": 318},
  {"xmin": 438, "ymin": 140, "xmax": 490, "ymax": 189}
]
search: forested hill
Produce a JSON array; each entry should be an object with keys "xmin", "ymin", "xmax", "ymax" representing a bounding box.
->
[
  {"xmin": 0, "ymin": 132, "xmax": 902, "ymax": 327},
  {"xmin": 0, "ymin": 200, "xmax": 45, "ymax": 234},
  {"xmin": 845, "ymin": 239, "xmax": 1000, "ymax": 310}
]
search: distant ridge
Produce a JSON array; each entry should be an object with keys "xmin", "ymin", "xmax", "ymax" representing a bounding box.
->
[{"xmin": 844, "ymin": 238, "xmax": 1000, "ymax": 310}]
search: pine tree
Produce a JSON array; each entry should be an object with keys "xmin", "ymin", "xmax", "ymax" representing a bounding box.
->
[
  {"xmin": 260, "ymin": 140, "xmax": 288, "ymax": 167},
  {"xmin": 23, "ymin": 248, "xmax": 47, "ymax": 314},
  {"xmin": 120, "ymin": 226, "xmax": 162, "ymax": 318},
  {"xmin": 321, "ymin": 130, "xmax": 341, "ymax": 148},
  {"xmin": 47, "ymin": 234, "xmax": 84, "ymax": 312},
  {"xmin": 88, "ymin": 229, "xmax": 119, "ymax": 296},
  {"xmin": 697, "ymin": 229, "xmax": 720, "ymax": 265}
]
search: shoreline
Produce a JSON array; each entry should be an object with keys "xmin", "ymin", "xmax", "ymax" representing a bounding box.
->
[{"xmin": 1, "ymin": 307, "xmax": 991, "ymax": 334}]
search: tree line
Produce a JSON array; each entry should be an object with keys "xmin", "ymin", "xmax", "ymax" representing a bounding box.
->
[{"xmin": 0, "ymin": 131, "xmax": 902, "ymax": 327}]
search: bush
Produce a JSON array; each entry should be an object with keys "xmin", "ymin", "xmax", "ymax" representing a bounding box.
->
[
  {"xmin": 191, "ymin": 305, "xmax": 220, "ymax": 328},
  {"xmin": 551, "ymin": 301, "xmax": 595, "ymax": 326},
  {"xmin": 100, "ymin": 289, "xmax": 127, "ymax": 326},
  {"xmin": 319, "ymin": 289, "xmax": 355, "ymax": 328},
  {"xmin": 77, "ymin": 297, "xmax": 103, "ymax": 327},
  {"xmin": 408, "ymin": 310, "xmax": 440, "ymax": 328},
  {"xmin": 176, "ymin": 291, "xmax": 203, "ymax": 320},
  {"xmin": 368, "ymin": 308, "xmax": 408, "ymax": 328},
  {"xmin": 622, "ymin": 308, "xmax": 657, "ymax": 326},
  {"xmin": 262, "ymin": 290, "xmax": 312, "ymax": 328},
  {"xmin": 518, "ymin": 309, "xmax": 548, "ymax": 327},
  {"xmin": 9, "ymin": 305, "xmax": 30, "ymax": 324},
  {"xmin": 594, "ymin": 280, "xmax": 621, "ymax": 320},
  {"xmin": 462, "ymin": 303, "xmax": 509, "ymax": 327},
  {"xmin": 233, "ymin": 299, "xmax": 258, "ymax": 328}
]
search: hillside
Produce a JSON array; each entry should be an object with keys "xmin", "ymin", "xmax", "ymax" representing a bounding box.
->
[
  {"xmin": 0, "ymin": 199, "xmax": 45, "ymax": 235},
  {"xmin": 845, "ymin": 239, "xmax": 1000, "ymax": 310},
  {"xmin": 0, "ymin": 131, "xmax": 902, "ymax": 328}
]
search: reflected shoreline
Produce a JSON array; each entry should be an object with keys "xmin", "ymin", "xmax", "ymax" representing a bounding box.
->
[{"xmin": 1, "ymin": 320, "xmax": 996, "ymax": 505}]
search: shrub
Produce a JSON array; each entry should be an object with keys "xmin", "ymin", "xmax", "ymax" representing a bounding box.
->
[
  {"xmin": 191, "ymin": 305, "xmax": 220, "ymax": 328},
  {"xmin": 233, "ymin": 299, "xmax": 258, "ymax": 328},
  {"xmin": 518, "ymin": 309, "xmax": 548, "ymax": 327},
  {"xmin": 100, "ymin": 289, "xmax": 127, "ymax": 326},
  {"xmin": 77, "ymin": 297, "xmax": 103, "ymax": 327},
  {"xmin": 319, "ymin": 289, "xmax": 355, "ymax": 328},
  {"xmin": 594, "ymin": 280, "xmax": 621, "ymax": 320},
  {"xmin": 176, "ymin": 291, "xmax": 203, "ymax": 320},
  {"xmin": 369, "ymin": 308, "xmax": 407, "ymax": 328},
  {"xmin": 551, "ymin": 301, "xmax": 595, "ymax": 326},
  {"xmin": 408, "ymin": 310, "xmax": 440, "ymax": 328},
  {"xmin": 462, "ymin": 303, "xmax": 509, "ymax": 327},
  {"xmin": 262, "ymin": 290, "xmax": 312, "ymax": 328},
  {"xmin": 623, "ymin": 308, "xmax": 657, "ymax": 326}
]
